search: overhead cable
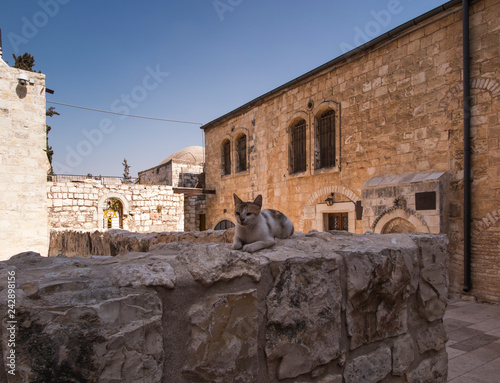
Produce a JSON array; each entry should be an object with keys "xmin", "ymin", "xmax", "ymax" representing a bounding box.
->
[{"xmin": 47, "ymin": 101, "xmax": 203, "ymax": 125}]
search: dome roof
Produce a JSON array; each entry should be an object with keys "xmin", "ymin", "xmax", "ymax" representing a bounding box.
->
[{"xmin": 160, "ymin": 146, "xmax": 204, "ymax": 165}]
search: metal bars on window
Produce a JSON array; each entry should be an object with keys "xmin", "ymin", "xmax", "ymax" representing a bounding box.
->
[
  {"xmin": 291, "ymin": 120, "xmax": 306, "ymax": 174},
  {"xmin": 317, "ymin": 110, "xmax": 335, "ymax": 169},
  {"xmin": 236, "ymin": 135, "xmax": 247, "ymax": 172},
  {"xmin": 222, "ymin": 140, "xmax": 231, "ymax": 175}
]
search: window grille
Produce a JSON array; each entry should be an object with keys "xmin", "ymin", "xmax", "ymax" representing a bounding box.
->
[
  {"xmin": 291, "ymin": 120, "xmax": 306, "ymax": 174},
  {"xmin": 215, "ymin": 220, "xmax": 235, "ymax": 230},
  {"xmin": 222, "ymin": 140, "xmax": 231, "ymax": 175},
  {"xmin": 236, "ymin": 135, "xmax": 247, "ymax": 172},
  {"xmin": 317, "ymin": 110, "xmax": 335, "ymax": 169}
]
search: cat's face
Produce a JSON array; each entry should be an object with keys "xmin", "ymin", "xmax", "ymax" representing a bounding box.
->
[{"xmin": 234, "ymin": 194, "xmax": 262, "ymax": 226}]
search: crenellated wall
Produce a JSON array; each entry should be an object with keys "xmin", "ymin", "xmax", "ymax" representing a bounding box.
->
[{"xmin": 1, "ymin": 231, "xmax": 449, "ymax": 383}]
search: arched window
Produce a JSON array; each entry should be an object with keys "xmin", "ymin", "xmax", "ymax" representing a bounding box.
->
[
  {"xmin": 222, "ymin": 139, "xmax": 231, "ymax": 176},
  {"xmin": 290, "ymin": 119, "xmax": 306, "ymax": 174},
  {"xmin": 236, "ymin": 134, "xmax": 247, "ymax": 172},
  {"xmin": 214, "ymin": 220, "xmax": 235, "ymax": 230},
  {"xmin": 316, "ymin": 110, "xmax": 335, "ymax": 169}
]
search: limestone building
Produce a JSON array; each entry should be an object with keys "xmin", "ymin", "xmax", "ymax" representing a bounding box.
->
[
  {"xmin": 202, "ymin": 0, "xmax": 500, "ymax": 303},
  {"xmin": 138, "ymin": 145, "xmax": 207, "ymax": 231},
  {"xmin": 138, "ymin": 145, "xmax": 204, "ymax": 187},
  {"xmin": 0, "ymin": 54, "xmax": 49, "ymax": 260}
]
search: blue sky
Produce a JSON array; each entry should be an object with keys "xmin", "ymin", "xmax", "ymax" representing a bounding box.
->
[{"xmin": 1, "ymin": 0, "xmax": 448, "ymax": 177}]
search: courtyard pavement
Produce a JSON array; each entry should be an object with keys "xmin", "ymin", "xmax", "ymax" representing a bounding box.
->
[{"xmin": 445, "ymin": 299, "xmax": 500, "ymax": 382}]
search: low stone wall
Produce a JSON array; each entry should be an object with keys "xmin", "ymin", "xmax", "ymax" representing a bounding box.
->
[
  {"xmin": 48, "ymin": 181, "xmax": 184, "ymax": 233},
  {"xmin": 48, "ymin": 228, "xmax": 233, "ymax": 257},
  {"xmin": 1, "ymin": 231, "xmax": 449, "ymax": 383}
]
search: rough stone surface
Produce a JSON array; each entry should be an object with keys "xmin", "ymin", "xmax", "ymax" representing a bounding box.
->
[
  {"xmin": 343, "ymin": 235, "xmax": 417, "ymax": 349},
  {"xmin": 265, "ymin": 257, "xmax": 342, "ymax": 379},
  {"xmin": 392, "ymin": 334, "xmax": 415, "ymax": 376},
  {"xmin": 0, "ymin": 231, "xmax": 449, "ymax": 382},
  {"xmin": 343, "ymin": 346, "xmax": 392, "ymax": 383},
  {"xmin": 49, "ymin": 228, "xmax": 234, "ymax": 257},
  {"xmin": 184, "ymin": 290, "xmax": 259, "ymax": 382}
]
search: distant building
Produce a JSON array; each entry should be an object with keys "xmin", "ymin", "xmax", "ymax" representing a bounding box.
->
[
  {"xmin": 138, "ymin": 146, "xmax": 207, "ymax": 231},
  {"xmin": 138, "ymin": 146, "xmax": 204, "ymax": 188},
  {"xmin": 201, "ymin": 0, "xmax": 500, "ymax": 303}
]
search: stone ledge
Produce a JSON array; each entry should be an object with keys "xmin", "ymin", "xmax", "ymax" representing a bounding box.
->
[{"xmin": 1, "ymin": 231, "xmax": 449, "ymax": 382}]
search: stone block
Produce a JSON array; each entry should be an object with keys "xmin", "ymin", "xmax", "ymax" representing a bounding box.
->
[
  {"xmin": 265, "ymin": 257, "xmax": 342, "ymax": 379},
  {"xmin": 344, "ymin": 346, "xmax": 392, "ymax": 383},
  {"xmin": 344, "ymin": 244, "xmax": 414, "ymax": 349},
  {"xmin": 392, "ymin": 334, "xmax": 415, "ymax": 375},
  {"xmin": 184, "ymin": 290, "xmax": 259, "ymax": 382}
]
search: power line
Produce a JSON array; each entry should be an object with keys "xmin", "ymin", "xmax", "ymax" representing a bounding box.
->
[{"xmin": 47, "ymin": 101, "xmax": 204, "ymax": 125}]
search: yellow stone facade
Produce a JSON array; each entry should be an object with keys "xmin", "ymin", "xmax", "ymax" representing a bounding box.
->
[{"xmin": 202, "ymin": 0, "xmax": 500, "ymax": 303}]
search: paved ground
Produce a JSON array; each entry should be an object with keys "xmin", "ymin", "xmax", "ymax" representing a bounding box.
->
[{"xmin": 445, "ymin": 299, "xmax": 500, "ymax": 382}]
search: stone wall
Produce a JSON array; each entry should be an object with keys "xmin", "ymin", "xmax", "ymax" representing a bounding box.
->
[
  {"xmin": 184, "ymin": 195, "xmax": 207, "ymax": 231},
  {"xmin": 1, "ymin": 231, "xmax": 449, "ymax": 382},
  {"xmin": 47, "ymin": 180, "xmax": 184, "ymax": 235},
  {"xmin": 202, "ymin": 0, "xmax": 500, "ymax": 303},
  {"xmin": 0, "ymin": 59, "xmax": 49, "ymax": 260},
  {"xmin": 139, "ymin": 161, "xmax": 203, "ymax": 188}
]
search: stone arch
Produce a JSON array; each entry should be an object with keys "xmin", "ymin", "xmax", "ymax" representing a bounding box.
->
[
  {"xmin": 438, "ymin": 77, "xmax": 500, "ymax": 113},
  {"xmin": 97, "ymin": 193, "xmax": 130, "ymax": 230},
  {"xmin": 373, "ymin": 208, "xmax": 430, "ymax": 234},
  {"xmin": 298, "ymin": 185, "xmax": 360, "ymax": 232},
  {"xmin": 312, "ymin": 100, "xmax": 340, "ymax": 118},
  {"xmin": 471, "ymin": 208, "xmax": 500, "ymax": 240},
  {"xmin": 287, "ymin": 110, "xmax": 309, "ymax": 126}
]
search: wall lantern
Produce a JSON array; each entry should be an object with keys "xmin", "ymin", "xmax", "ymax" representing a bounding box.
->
[
  {"xmin": 325, "ymin": 193, "xmax": 335, "ymax": 206},
  {"xmin": 324, "ymin": 193, "xmax": 364, "ymax": 220}
]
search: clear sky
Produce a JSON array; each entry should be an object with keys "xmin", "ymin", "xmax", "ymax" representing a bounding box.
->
[{"xmin": 1, "ymin": 0, "xmax": 449, "ymax": 177}]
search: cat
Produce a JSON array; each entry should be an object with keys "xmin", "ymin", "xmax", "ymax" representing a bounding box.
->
[{"xmin": 231, "ymin": 194, "xmax": 294, "ymax": 253}]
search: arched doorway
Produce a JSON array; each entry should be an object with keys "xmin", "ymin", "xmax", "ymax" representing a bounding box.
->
[
  {"xmin": 373, "ymin": 209, "xmax": 429, "ymax": 234},
  {"xmin": 103, "ymin": 197, "xmax": 123, "ymax": 229},
  {"xmin": 381, "ymin": 217, "xmax": 418, "ymax": 234},
  {"xmin": 97, "ymin": 193, "xmax": 129, "ymax": 231}
]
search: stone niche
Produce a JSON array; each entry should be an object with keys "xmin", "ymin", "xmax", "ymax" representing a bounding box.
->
[{"xmin": 0, "ymin": 231, "xmax": 449, "ymax": 383}]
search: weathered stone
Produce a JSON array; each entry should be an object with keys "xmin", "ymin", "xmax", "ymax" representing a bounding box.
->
[
  {"xmin": 0, "ymin": 233, "xmax": 450, "ymax": 382},
  {"xmin": 343, "ymin": 346, "xmax": 392, "ymax": 383},
  {"xmin": 49, "ymin": 228, "xmax": 234, "ymax": 257},
  {"xmin": 411, "ymin": 235, "xmax": 450, "ymax": 322},
  {"xmin": 184, "ymin": 290, "xmax": 259, "ymax": 382},
  {"xmin": 344, "ymin": 245, "xmax": 414, "ymax": 349},
  {"xmin": 178, "ymin": 243, "xmax": 261, "ymax": 286},
  {"xmin": 405, "ymin": 349, "xmax": 448, "ymax": 383},
  {"xmin": 265, "ymin": 257, "xmax": 342, "ymax": 379},
  {"xmin": 0, "ymin": 252, "xmax": 164, "ymax": 383},
  {"xmin": 392, "ymin": 334, "xmax": 415, "ymax": 375},
  {"xmin": 415, "ymin": 323, "xmax": 448, "ymax": 354},
  {"xmin": 112, "ymin": 261, "xmax": 176, "ymax": 288}
]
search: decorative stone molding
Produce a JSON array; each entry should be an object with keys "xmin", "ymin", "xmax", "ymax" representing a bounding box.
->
[{"xmin": 372, "ymin": 207, "xmax": 430, "ymax": 234}]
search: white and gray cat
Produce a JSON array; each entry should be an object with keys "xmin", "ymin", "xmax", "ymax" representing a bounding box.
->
[{"xmin": 232, "ymin": 194, "xmax": 294, "ymax": 253}]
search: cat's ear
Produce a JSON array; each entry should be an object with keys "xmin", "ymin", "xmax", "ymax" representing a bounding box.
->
[
  {"xmin": 253, "ymin": 195, "xmax": 263, "ymax": 208},
  {"xmin": 233, "ymin": 193, "xmax": 243, "ymax": 206}
]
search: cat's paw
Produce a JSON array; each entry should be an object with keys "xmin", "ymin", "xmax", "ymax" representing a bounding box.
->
[
  {"xmin": 232, "ymin": 242, "xmax": 243, "ymax": 250},
  {"xmin": 242, "ymin": 243, "xmax": 259, "ymax": 253}
]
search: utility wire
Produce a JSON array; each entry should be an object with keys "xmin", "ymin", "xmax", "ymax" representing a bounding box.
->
[{"xmin": 47, "ymin": 101, "xmax": 204, "ymax": 126}]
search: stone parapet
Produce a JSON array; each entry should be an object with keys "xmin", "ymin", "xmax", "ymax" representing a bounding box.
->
[{"xmin": 0, "ymin": 231, "xmax": 449, "ymax": 382}]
